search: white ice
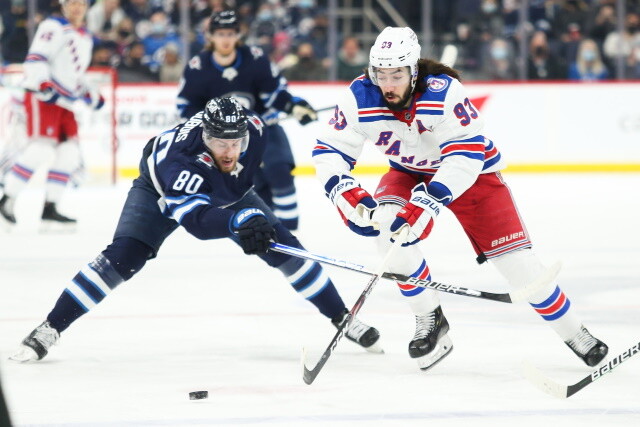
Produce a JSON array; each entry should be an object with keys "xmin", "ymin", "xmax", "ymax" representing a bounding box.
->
[{"xmin": 1, "ymin": 173, "xmax": 639, "ymax": 427}]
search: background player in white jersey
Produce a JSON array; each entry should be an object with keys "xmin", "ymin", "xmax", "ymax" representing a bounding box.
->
[
  {"xmin": 0, "ymin": 0, "xmax": 104, "ymax": 229},
  {"xmin": 313, "ymin": 26, "xmax": 609, "ymax": 371}
]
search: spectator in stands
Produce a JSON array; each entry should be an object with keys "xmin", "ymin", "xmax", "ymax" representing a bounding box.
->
[
  {"xmin": 141, "ymin": 10, "xmax": 181, "ymax": 72},
  {"xmin": 122, "ymin": 0, "xmax": 154, "ymax": 25},
  {"xmin": 453, "ymin": 21, "xmax": 482, "ymax": 79},
  {"xmin": 603, "ymin": 11, "xmax": 640, "ymax": 67},
  {"xmin": 527, "ymin": 30, "xmax": 567, "ymax": 79},
  {"xmin": 117, "ymin": 40, "xmax": 158, "ymax": 82},
  {"xmin": 588, "ymin": 4, "xmax": 617, "ymax": 47},
  {"xmin": 283, "ymin": 42, "xmax": 327, "ymax": 81},
  {"xmin": 559, "ymin": 22, "xmax": 585, "ymax": 68},
  {"xmin": 86, "ymin": 0, "xmax": 126, "ymax": 42},
  {"xmin": 626, "ymin": 40, "xmax": 640, "ymax": 78},
  {"xmin": 336, "ymin": 36, "xmax": 367, "ymax": 81},
  {"xmin": 158, "ymin": 42, "xmax": 183, "ymax": 82},
  {"xmin": 481, "ymin": 37, "xmax": 517, "ymax": 80},
  {"xmin": 113, "ymin": 16, "xmax": 136, "ymax": 55},
  {"xmin": 1, "ymin": 0, "xmax": 30, "ymax": 64},
  {"xmin": 91, "ymin": 43, "xmax": 116, "ymax": 67},
  {"xmin": 470, "ymin": 0, "xmax": 504, "ymax": 43},
  {"xmin": 552, "ymin": 0, "xmax": 590, "ymax": 42},
  {"xmin": 569, "ymin": 37, "xmax": 609, "ymax": 81},
  {"xmin": 271, "ymin": 31, "xmax": 296, "ymax": 70}
]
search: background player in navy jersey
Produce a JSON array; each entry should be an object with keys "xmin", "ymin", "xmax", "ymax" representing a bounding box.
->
[
  {"xmin": 176, "ymin": 9, "xmax": 317, "ymax": 232},
  {"xmin": 9, "ymin": 97, "xmax": 379, "ymax": 363}
]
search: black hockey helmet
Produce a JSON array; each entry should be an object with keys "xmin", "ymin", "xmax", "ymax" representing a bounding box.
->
[
  {"xmin": 202, "ymin": 97, "xmax": 249, "ymax": 150},
  {"xmin": 208, "ymin": 10, "xmax": 239, "ymax": 33}
]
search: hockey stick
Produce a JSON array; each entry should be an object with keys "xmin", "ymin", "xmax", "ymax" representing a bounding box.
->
[
  {"xmin": 301, "ymin": 228, "xmax": 408, "ymax": 385},
  {"xmin": 521, "ymin": 341, "xmax": 640, "ymax": 398},
  {"xmin": 269, "ymin": 242, "xmax": 560, "ymax": 304}
]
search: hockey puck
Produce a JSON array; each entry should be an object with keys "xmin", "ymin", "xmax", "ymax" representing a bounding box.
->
[{"xmin": 189, "ymin": 390, "xmax": 208, "ymax": 400}]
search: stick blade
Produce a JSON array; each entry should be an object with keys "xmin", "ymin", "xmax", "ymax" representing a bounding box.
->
[
  {"xmin": 520, "ymin": 360, "xmax": 568, "ymax": 398},
  {"xmin": 509, "ymin": 261, "xmax": 562, "ymax": 303}
]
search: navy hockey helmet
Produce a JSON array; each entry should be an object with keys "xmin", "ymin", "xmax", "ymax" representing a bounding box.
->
[
  {"xmin": 202, "ymin": 97, "xmax": 249, "ymax": 150},
  {"xmin": 208, "ymin": 10, "xmax": 239, "ymax": 33}
]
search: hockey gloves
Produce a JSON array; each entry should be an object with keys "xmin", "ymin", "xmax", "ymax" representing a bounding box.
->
[
  {"xmin": 35, "ymin": 81, "xmax": 61, "ymax": 104},
  {"xmin": 231, "ymin": 208, "xmax": 277, "ymax": 255},
  {"xmin": 390, "ymin": 183, "xmax": 443, "ymax": 246},
  {"xmin": 286, "ymin": 97, "xmax": 318, "ymax": 126},
  {"xmin": 325, "ymin": 175, "xmax": 379, "ymax": 237},
  {"xmin": 82, "ymin": 86, "xmax": 105, "ymax": 110}
]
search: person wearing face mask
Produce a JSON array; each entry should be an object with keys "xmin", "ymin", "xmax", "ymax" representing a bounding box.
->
[
  {"xmin": 482, "ymin": 37, "xmax": 517, "ymax": 80},
  {"xmin": 283, "ymin": 42, "xmax": 328, "ymax": 81},
  {"xmin": 568, "ymin": 38, "xmax": 609, "ymax": 81},
  {"xmin": 603, "ymin": 11, "xmax": 640, "ymax": 65},
  {"xmin": 527, "ymin": 30, "xmax": 567, "ymax": 80},
  {"xmin": 141, "ymin": 10, "xmax": 181, "ymax": 73}
]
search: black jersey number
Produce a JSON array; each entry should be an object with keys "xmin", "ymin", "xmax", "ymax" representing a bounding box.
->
[{"xmin": 172, "ymin": 170, "xmax": 204, "ymax": 194}]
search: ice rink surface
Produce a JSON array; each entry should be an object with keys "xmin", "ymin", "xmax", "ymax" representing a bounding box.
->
[{"xmin": 0, "ymin": 173, "xmax": 639, "ymax": 427}]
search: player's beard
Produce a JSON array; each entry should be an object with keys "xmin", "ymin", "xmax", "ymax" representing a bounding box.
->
[
  {"xmin": 214, "ymin": 156, "xmax": 238, "ymax": 173},
  {"xmin": 383, "ymin": 86, "xmax": 414, "ymax": 112}
]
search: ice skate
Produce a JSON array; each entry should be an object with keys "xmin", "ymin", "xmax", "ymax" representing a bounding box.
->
[
  {"xmin": 40, "ymin": 201, "xmax": 77, "ymax": 233},
  {"xmin": 9, "ymin": 321, "xmax": 60, "ymax": 362},
  {"xmin": 332, "ymin": 309, "xmax": 383, "ymax": 353},
  {"xmin": 409, "ymin": 306, "xmax": 453, "ymax": 371},
  {"xmin": 565, "ymin": 325, "xmax": 608, "ymax": 367},
  {"xmin": 0, "ymin": 194, "xmax": 16, "ymax": 229}
]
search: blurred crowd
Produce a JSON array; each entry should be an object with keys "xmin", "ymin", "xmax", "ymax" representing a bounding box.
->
[{"xmin": 2, "ymin": 0, "xmax": 640, "ymax": 82}]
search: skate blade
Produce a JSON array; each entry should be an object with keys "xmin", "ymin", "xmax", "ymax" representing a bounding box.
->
[
  {"xmin": 8, "ymin": 345, "xmax": 39, "ymax": 363},
  {"xmin": 39, "ymin": 220, "xmax": 77, "ymax": 234},
  {"xmin": 363, "ymin": 341, "xmax": 384, "ymax": 354},
  {"xmin": 416, "ymin": 335, "xmax": 454, "ymax": 371}
]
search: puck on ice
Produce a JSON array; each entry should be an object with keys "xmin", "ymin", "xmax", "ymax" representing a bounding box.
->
[{"xmin": 189, "ymin": 390, "xmax": 208, "ymax": 400}]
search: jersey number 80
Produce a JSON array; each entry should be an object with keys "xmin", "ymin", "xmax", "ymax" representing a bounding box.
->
[{"xmin": 172, "ymin": 170, "xmax": 204, "ymax": 194}]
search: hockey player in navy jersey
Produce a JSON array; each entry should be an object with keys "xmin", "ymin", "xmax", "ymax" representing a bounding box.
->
[
  {"xmin": 313, "ymin": 27, "xmax": 609, "ymax": 371},
  {"xmin": 10, "ymin": 97, "xmax": 380, "ymax": 363},
  {"xmin": 176, "ymin": 9, "xmax": 317, "ymax": 231}
]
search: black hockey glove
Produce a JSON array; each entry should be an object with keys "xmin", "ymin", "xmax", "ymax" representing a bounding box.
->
[
  {"xmin": 285, "ymin": 97, "xmax": 318, "ymax": 126},
  {"xmin": 232, "ymin": 208, "xmax": 277, "ymax": 255}
]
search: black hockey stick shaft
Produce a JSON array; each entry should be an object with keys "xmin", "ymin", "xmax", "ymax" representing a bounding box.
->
[
  {"xmin": 269, "ymin": 243, "xmax": 513, "ymax": 303},
  {"xmin": 301, "ymin": 229, "xmax": 407, "ymax": 385},
  {"xmin": 566, "ymin": 340, "xmax": 640, "ymax": 397}
]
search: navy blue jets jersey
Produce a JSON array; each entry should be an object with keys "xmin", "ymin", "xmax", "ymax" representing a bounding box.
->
[
  {"xmin": 177, "ymin": 45, "xmax": 294, "ymax": 119},
  {"xmin": 143, "ymin": 109, "xmax": 267, "ymax": 240}
]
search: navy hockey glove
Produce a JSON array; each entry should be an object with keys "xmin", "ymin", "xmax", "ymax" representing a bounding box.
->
[
  {"xmin": 231, "ymin": 208, "xmax": 277, "ymax": 255},
  {"xmin": 390, "ymin": 183, "xmax": 442, "ymax": 246},
  {"xmin": 325, "ymin": 175, "xmax": 379, "ymax": 237},
  {"xmin": 35, "ymin": 81, "xmax": 60, "ymax": 104},
  {"xmin": 285, "ymin": 97, "xmax": 318, "ymax": 125}
]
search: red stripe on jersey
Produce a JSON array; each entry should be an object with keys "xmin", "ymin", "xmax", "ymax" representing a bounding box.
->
[{"xmin": 535, "ymin": 293, "xmax": 567, "ymax": 315}]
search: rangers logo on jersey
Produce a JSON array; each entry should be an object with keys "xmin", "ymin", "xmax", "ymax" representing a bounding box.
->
[{"xmin": 427, "ymin": 77, "xmax": 448, "ymax": 92}]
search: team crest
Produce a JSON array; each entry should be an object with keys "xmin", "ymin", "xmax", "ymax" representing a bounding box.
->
[
  {"xmin": 197, "ymin": 152, "xmax": 214, "ymax": 168},
  {"xmin": 188, "ymin": 56, "xmax": 202, "ymax": 70},
  {"xmin": 427, "ymin": 77, "xmax": 448, "ymax": 92},
  {"xmin": 222, "ymin": 67, "xmax": 238, "ymax": 81}
]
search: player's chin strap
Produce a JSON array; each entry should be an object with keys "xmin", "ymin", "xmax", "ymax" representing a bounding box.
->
[
  {"xmin": 268, "ymin": 242, "xmax": 560, "ymax": 304},
  {"xmin": 300, "ymin": 227, "xmax": 408, "ymax": 385}
]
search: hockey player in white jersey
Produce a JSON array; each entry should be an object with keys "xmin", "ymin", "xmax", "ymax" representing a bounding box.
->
[
  {"xmin": 0, "ymin": 0, "xmax": 104, "ymax": 229},
  {"xmin": 313, "ymin": 27, "xmax": 609, "ymax": 371}
]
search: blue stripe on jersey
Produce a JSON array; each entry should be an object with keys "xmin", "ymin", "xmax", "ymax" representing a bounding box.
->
[
  {"xmin": 165, "ymin": 193, "xmax": 211, "ymax": 223},
  {"xmin": 415, "ymin": 110, "xmax": 444, "ymax": 116},
  {"xmin": 358, "ymin": 115, "xmax": 396, "ymax": 122},
  {"xmin": 440, "ymin": 135, "xmax": 486, "ymax": 147},
  {"xmin": 483, "ymin": 152, "xmax": 502, "ymax": 170},
  {"xmin": 312, "ymin": 140, "xmax": 357, "ymax": 170},
  {"xmin": 63, "ymin": 288, "xmax": 89, "ymax": 312},
  {"xmin": 398, "ymin": 260, "xmax": 429, "ymax": 297},
  {"xmin": 291, "ymin": 262, "xmax": 323, "ymax": 292},
  {"xmin": 441, "ymin": 151, "xmax": 485, "ymax": 161}
]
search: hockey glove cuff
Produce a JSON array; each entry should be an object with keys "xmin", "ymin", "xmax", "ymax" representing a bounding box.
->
[
  {"xmin": 325, "ymin": 175, "xmax": 379, "ymax": 237},
  {"xmin": 231, "ymin": 208, "xmax": 277, "ymax": 255},
  {"xmin": 390, "ymin": 183, "xmax": 442, "ymax": 246},
  {"xmin": 35, "ymin": 81, "xmax": 61, "ymax": 104},
  {"xmin": 286, "ymin": 97, "xmax": 318, "ymax": 126},
  {"xmin": 82, "ymin": 87, "xmax": 105, "ymax": 110}
]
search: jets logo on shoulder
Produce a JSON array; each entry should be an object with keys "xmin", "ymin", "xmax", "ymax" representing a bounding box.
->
[
  {"xmin": 197, "ymin": 152, "xmax": 214, "ymax": 168},
  {"xmin": 189, "ymin": 56, "xmax": 202, "ymax": 70},
  {"xmin": 250, "ymin": 46, "xmax": 264, "ymax": 59},
  {"xmin": 427, "ymin": 77, "xmax": 448, "ymax": 92}
]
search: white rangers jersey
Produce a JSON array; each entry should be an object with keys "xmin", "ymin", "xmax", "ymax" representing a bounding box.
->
[
  {"xmin": 22, "ymin": 16, "xmax": 93, "ymax": 101},
  {"xmin": 313, "ymin": 73, "xmax": 506, "ymax": 204}
]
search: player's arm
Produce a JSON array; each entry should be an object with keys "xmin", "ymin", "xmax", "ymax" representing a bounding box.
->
[
  {"xmin": 390, "ymin": 79, "xmax": 487, "ymax": 245},
  {"xmin": 253, "ymin": 50, "xmax": 317, "ymax": 125},
  {"xmin": 313, "ymin": 91, "xmax": 378, "ymax": 236},
  {"xmin": 176, "ymin": 56, "xmax": 208, "ymax": 119}
]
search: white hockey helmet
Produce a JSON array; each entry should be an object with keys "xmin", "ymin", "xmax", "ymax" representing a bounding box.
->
[{"xmin": 368, "ymin": 27, "xmax": 421, "ymax": 89}]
